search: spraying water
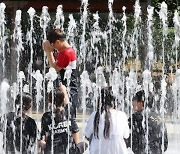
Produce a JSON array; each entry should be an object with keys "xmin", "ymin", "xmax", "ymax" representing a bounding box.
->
[
  {"xmin": 0, "ymin": 79, "xmax": 10, "ymax": 154},
  {"xmin": 45, "ymin": 67, "xmax": 57, "ymax": 154},
  {"xmin": 67, "ymin": 14, "xmax": 77, "ymax": 52},
  {"xmin": 0, "ymin": 1, "xmax": 179, "ymax": 154},
  {"xmin": 13, "ymin": 10, "xmax": 24, "ymax": 81},
  {"xmin": 142, "ymin": 69, "xmax": 153, "ymax": 154},
  {"xmin": 40, "ymin": 6, "xmax": 51, "ymax": 113},
  {"xmin": 159, "ymin": 2, "xmax": 168, "ymax": 75},
  {"xmin": 110, "ymin": 68, "xmax": 122, "ymax": 109},
  {"xmin": 159, "ymin": 2, "xmax": 168, "ymax": 153},
  {"xmin": 27, "ymin": 7, "xmax": 36, "ymax": 95},
  {"xmin": 0, "ymin": 3, "xmax": 6, "ymax": 79},
  {"xmin": 107, "ymin": 0, "xmax": 115, "ymax": 73},
  {"xmin": 0, "ymin": 79, "xmax": 10, "ymax": 113},
  {"xmin": 173, "ymin": 11, "xmax": 180, "ymax": 70},
  {"xmin": 32, "ymin": 70, "xmax": 43, "ymax": 115},
  {"xmin": 80, "ymin": 0, "xmax": 88, "ymax": 69},
  {"xmin": 54, "ymin": 5, "xmax": 64, "ymax": 29},
  {"xmin": 91, "ymin": 12, "xmax": 103, "ymax": 70},
  {"xmin": 17, "ymin": 71, "xmax": 25, "ymax": 154},
  {"xmin": 146, "ymin": 5, "xmax": 154, "ymax": 69},
  {"xmin": 80, "ymin": 71, "xmax": 92, "ymax": 140},
  {"xmin": 121, "ymin": 6, "xmax": 127, "ymax": 111},
  {"xmin": 130, "ymin": 0, "xmax": 141, "ymax": 62}
]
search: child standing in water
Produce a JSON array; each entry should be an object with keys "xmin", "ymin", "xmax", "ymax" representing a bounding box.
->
[
  {"xmin": 0, "ymin": 93, "xmax": 37, "ymax": 154},
  {"xmin": 40, "ymin": 84, "xmax": 87, "ymax": 154},
  {"xmin": 42, "ymin": 28, "xmax": 78, "ymax": 117},
  {"xmin": 127, "ymin": 90, "xmax": 168, "ymax": 154},
  {"xmin": 85, "ymin": 87, "xmax": 129, "ymax": 154}
]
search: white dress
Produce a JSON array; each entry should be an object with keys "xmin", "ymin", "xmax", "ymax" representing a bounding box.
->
[{"xmin": 85, "ymin": 110, "xmax": 129, "ymax": 154}]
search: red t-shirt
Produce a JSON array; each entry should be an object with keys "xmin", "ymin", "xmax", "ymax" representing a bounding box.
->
[{"xmin": 56, "ymin": 47, "xmax": 76, "ymax": 69}]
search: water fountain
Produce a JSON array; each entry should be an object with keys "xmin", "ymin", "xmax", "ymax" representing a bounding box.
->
[{"xmin": 0, "ymin": 0, "xmax": 179, "ymax": 153}]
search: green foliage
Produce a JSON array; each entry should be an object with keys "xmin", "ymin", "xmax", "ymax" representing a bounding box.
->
[
  {"xmin": 152, "ymin": 0, "xmax": 179, "ymax": 10},
  {"xmin": 151, "ymin": 0, "xmax": 180, "ymax": 27}
]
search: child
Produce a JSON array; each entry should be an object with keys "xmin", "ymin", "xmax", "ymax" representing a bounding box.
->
[
  {"xmin": 128, "ymin": 90, "xmax": 168, "ymax": 154},
  {"xmin": 0, "ymin": 93, "xmax": 37, "ymax": 154},
  {"xmin": 42, "ymin": 28, "xmax": 78, "ymax": 117},
  {"xmin": 85, "ymin": 87, "xmax": 129, "ymax": 154},
  {"xmin": 40, "ymin": 85, "xmax": 87, "ymax": 154}
]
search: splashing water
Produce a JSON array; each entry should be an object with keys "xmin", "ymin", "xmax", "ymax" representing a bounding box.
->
[
  {"xmin": 67, "ymin": 14, "xmax": 77, "ymax": 52},
  {"xmin": 173, "ymin": 11, "xmax": 180, "ymax": 70},
  {"xmin": 159, "ymin": 2, "xmax": 168, "ymax": 74},
  {"xmin": 0, "ymin": 79, "xmax": 10, "ymax": 154},
  {"xmin": 146, "ymin": 6, "xmax": 154, "ymax": 69},
  {"xmin": 54, "ymin": 5, "xmax": 64, "ymax": 29},
  {"xmin": 40, "ymin": 6, "xmax": 51, "ymax": 112},
  {"xmin": 0, "ymin": 1, "xmax": 179, "ymax": 154},
  {"xmin": 0, "ymin": 79, "xmax": 10, "ymax": 113},
  {"xmin": 13, "ymin": 10, "xmax": 24, "ymax": 81},
  {"xmin": 0, "ymin": 3, "xmax": 6, "ymax": 79},
  {"xmin": 27, "ymin": 7, "xmax": 36, "ymax": 95},
  {"xmin": 80, "ymin": 0, "xmax": 88, "ymax": 69},
  {"xmin": 45, "ymin": 67, "xmax": 57, "ymax": 154},
  {"xmin": 32, "ymin": 70, "xmax": 43, "ymax": 113},
  {"xmin": 107, "ymin": 0, "xmax": 115, "ymax": 73}
]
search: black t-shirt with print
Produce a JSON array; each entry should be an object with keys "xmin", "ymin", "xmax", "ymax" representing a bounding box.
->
[
  {"xmin": 0, "ymin": 112, "xmax": 37, "ymax": 154},
  {"xmin": 128, "ymin": 109, "xmax": 168, "ymax": 154},
  {"xmin": 41, "ymin": 104, "xmax": 79, "ymax": 154}
]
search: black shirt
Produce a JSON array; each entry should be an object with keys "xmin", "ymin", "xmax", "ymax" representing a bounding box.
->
[
  {"xmin": 128, "ymin": 111, "xmax": 145, "ymax": 154},
  {"xmin": 41, "ymin": 104, "xmax": 79, "ymax": 154},
  {"xmin": 128, "ymin": 109, "xmax": 168, "ymax": 154},
  {"xmin": 0, "ymin": 112, "xmax": 37, "ymax": 154}
]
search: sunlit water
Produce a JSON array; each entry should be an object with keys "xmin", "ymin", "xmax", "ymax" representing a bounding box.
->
[{"xmin": 0, "ymin": 0, "xmax": 180, "ymax": 153}]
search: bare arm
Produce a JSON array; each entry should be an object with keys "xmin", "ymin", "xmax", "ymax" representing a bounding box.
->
[
  {"xmin": 59, "ymin": 84, "xmax": 69, "ymax": 105},
  {"xmin": 39, "ymin": 135, "xmax": 47, "ymax": 151},
  {"xmin": 42, "ymin": 40, "xmax": 62, "ymax": 72},
  {"xmin": 72, "ymin": 132, "xmax": 80, "ymax": 144}
]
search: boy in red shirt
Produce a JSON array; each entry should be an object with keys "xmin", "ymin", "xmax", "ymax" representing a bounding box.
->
[{"xmin": 42, "ymin": 28, "xmax": 78, "ymax": 117}]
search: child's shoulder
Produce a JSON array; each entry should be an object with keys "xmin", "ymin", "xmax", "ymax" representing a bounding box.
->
[{"xmin": 115, "ymin": 110, "xmax": 128, "ymax": 118}]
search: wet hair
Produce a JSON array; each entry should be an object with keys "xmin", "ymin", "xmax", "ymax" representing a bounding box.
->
[
  {"xmin": 48, "ymin": 88, "xmax": 65, "ymax": 122},
  {"xmin": 133, "ymin": 90, "xmax": 154, "ymax": 108},
  {"xmin": 132, "ymin": 90, "xmax": 145, "ymax": 103},
  {"xmin": 48, "ymin": 88, "xmax": 65, "ymax": 107},
  {"xmin": 93, "ymin": 87, "xmax": 115, "ymax": 139},
  {"xmin": 47, "ymin": 28, "xmax": 66, "ymax": 44},
  {"xmin": 15, "ymin": 93, "xmax": 32, "ymax": 111}
]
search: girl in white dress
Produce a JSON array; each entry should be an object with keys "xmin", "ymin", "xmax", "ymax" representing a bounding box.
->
[{"xmin": 85, "ymin": 87, "xmax": 129, "ymax": 154}]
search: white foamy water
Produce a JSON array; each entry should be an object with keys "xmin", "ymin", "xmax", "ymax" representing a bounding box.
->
[{"xmin": 0, "ymin": 1, "xmax": 180, "ymax": 154}]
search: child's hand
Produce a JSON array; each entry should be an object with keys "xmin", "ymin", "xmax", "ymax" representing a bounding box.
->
[
  {"xmin": 39, "ymin": 140, "xmax": 46, "ymax": 150},
  {"xmin": 42, "ymin": 40, "xmax": 54, "ymax": 53}
]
